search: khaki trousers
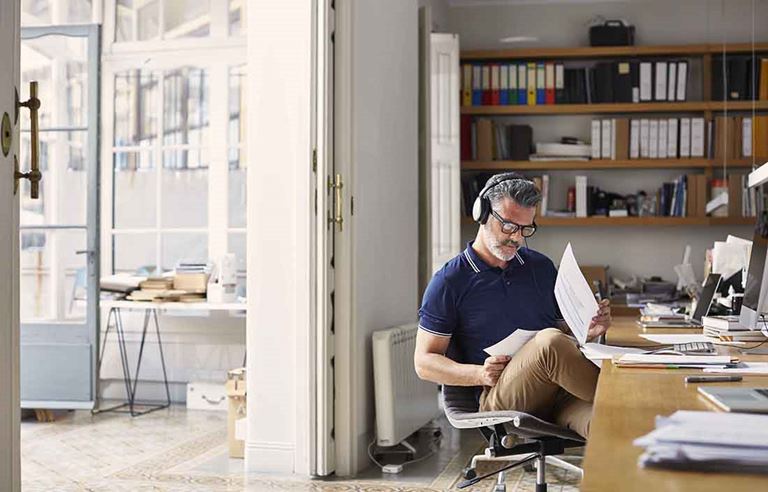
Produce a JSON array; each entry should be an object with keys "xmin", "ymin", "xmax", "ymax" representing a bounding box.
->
[{"xmin": 479, "ymin": 328, "xmax": 599, "ymax": 438}]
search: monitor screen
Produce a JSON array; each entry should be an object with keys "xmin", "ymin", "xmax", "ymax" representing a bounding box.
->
[
  {"xmin": 691, "ymin": 273, "xmax": 721, "ymax": 322},
  {"xmin": 743, "ymin": 234, "xmax": 768, "ymax": 313}
]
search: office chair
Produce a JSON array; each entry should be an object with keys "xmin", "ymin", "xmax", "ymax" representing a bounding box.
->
[{"xmin": 443, "ymin": 385, "xmax": 585, "ymax": 492}]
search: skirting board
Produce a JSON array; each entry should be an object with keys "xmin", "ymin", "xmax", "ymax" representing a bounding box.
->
[{"xmin": 244, "ymin": 441, "xmax": 295, "ymax": 473}]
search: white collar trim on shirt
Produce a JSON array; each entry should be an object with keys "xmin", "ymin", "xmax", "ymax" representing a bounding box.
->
[{"xmin": 463, "ymin": 250, "xmax": 481, "ymax": 273}]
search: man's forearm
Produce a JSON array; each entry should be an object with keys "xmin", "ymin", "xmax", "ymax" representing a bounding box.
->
[{"xmin": 415, "ymin": 352, "xmax": 481, "ymax": 386}]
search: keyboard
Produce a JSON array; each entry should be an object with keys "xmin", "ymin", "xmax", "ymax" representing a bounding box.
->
[
  {"xmin": 647, "ymin": 341, "xmax": 716, "ymax": 356},
  {"xmin": 672, "ymin": 341, "xmax": 716, "ymax": 354}
]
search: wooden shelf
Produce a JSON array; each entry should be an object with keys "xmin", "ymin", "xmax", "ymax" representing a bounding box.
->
[
  {"xmin": 461, "ymin": 216, "xmax": 755, "ymax": 227},
  {"xmin": 461, "ymin": 159, "xmax": 756, "ymax": 171},
  {"xmin": 461, "ymin": 101, "xmax": 768, "ymax": 116},
  {"xmin": 461, "ymin": 43, "xmax": 768, "ymax": 61}
]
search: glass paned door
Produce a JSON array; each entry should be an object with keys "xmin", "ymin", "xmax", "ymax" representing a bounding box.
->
[{"xmin": 19, "ymin": 25, "xmax": 100, "ymax": 408}]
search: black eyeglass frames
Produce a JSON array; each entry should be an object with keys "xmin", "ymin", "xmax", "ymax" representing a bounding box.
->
[{"xmin": 491, "ymin": 210, "xmax": 537, "ymax": 237}]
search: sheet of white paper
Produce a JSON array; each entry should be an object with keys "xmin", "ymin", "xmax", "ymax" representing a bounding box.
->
[
  {"xmin": 580, "ymin": 343, "xmax": 645, "ymax": 360},
  {"xmin": 712, "ymin": 241, "xmax": 748, "ymax": 280},
  {"xmin": 639, "ymin": 334, "xmax": 711, "ymax": 344},
  {"xmin": 702, "ymin": 362, "xmax": 768, "ymax": 374},
  {"xmin": 484, "ymin": 329, "xmax": 538, "ymax": 357},
  {"xmin": 554, "ymin": 243, "xmax": 598, "ymax": 346}
]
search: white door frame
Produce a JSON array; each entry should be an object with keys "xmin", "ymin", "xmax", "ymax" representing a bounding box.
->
[{"xmin": 0, "ymin": 0, "xmax": 21, "ymax": 490}]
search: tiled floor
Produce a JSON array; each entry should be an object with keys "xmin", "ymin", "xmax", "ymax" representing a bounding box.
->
[{"xmin": 21, "ymin": 405, "xmax": 581, "ymax": 491}]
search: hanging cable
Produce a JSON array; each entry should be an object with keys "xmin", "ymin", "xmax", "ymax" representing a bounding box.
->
[{"xmin": 721, "ymin": 0, "xmax": 728, "ymax": 186}]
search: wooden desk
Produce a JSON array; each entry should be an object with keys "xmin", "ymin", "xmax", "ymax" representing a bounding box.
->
[{"xmin": 582, "ymin": 317, "xmax": 768, "ymax": 491}]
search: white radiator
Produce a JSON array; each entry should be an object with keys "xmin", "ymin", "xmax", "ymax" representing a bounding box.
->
[{"xmin": 372, "ymin": 324, "xmax": 439, "ymax": 447}]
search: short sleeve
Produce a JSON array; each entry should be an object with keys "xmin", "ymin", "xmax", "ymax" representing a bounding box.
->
[{"xmin": 418, "ymin": 270, "xmax": 458, "ymax": 337}]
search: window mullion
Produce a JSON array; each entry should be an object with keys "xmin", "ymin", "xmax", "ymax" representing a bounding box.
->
[
  {"xmin": 156, "ymin": 69, "xmax": 164, "ymax": 272},
  {"xmin": 208, "ymin": 63, "xmax": 229, "ymax": 262}
]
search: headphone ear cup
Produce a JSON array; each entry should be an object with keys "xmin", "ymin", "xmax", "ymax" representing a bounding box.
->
[
  {"xmin": 474, "ymin": 197, "xmax": 490, "ymax": 225},
  {"xmin": 472, "ymin": 196, "xmax": 482, "ymax": 223}
]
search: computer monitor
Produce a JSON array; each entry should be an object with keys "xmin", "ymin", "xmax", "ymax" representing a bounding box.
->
[
  {"xmin": 692, "ymin": 273, "xmax": 722, "ymax": 323},
  {"xmin": 739, "ymin": 232, "xmax": 768, "ymax": 331}
]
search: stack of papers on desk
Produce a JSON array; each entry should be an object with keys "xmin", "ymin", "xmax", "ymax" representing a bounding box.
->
[
  {"xmin": 615, "ymin": 353, "xmax": 737, "ymax": 369},
  {"xmin": 635, "ymin": 410, "xmax": 768, "ymax": 474}
]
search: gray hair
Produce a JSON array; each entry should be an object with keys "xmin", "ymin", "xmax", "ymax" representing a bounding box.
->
[{"xmin": 486, "ymin": 175, "xmax": 542, "ymax": 211}]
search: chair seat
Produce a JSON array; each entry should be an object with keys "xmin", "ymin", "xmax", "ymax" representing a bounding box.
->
[{"xmin": 442, "ymin": 385, "xmax": 585, "ymax": 443}]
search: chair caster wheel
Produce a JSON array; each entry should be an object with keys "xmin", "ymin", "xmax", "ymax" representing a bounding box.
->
[
  {"xmin": 523, "ymin": 463, "xmax": 535, "ymax": 472},
  {"xmin": 462, "ymin": 467, "xmax": 476, "ymax": 479},
  {"xmin": 494, "ymin": 485, "xmax": 506, "ymax": 492}
]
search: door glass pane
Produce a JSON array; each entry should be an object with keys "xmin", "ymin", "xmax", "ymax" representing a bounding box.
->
[
  {"xmin": 113, "ymin": 152, "xmax": 156, "ymax": 228},
  {"xmin": 22, "ymin": 0, "xmax": 93, "ymax": 26},
  {"xmin": 116, "ymin": 0, "xmax": 160, "ymax": 42},
  {"xmin": 20, "ymin": 229, "xmax": 87, "ymax": 322},
  {"xmin": 161, "ymin": 167, "xmax": 208, "ymax": 227},
  {"xmin": 114, "ymin": 233, "xmax": 157, "ymax": 274},
  {"xmin": 228, "ymin": 232, "xmax": 246, "ymax": 298},
  {"xmin": 229, "ymin": 0, "xmax": 246, "ymax": 36},
  {"xmin": 163, "ymin": 68, "xmax": 209, "ymax": 148},
  {"xmin": 162, "ymin": 232, "xmax": 208, "ymax": 271},
  {"xmin": 21, "ymin": 34, "xmax": 88, "ymax": 129},
  {"xmin": 20, "ymin": 130, "xmax": 88, "ymax": 227},
  {"xmin": 164, "ymin": 0, "xmax": 210, "ymax": 39},
  {"xmin": 228, "ymin": 65, "xmax": 246, "ymax": 227},
  {"xmin": 114, "ymin": 70, "xmax": 159, "ymax": 148}
]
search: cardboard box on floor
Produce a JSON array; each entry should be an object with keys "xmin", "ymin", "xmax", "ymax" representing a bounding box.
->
[{"xmin": 226, "ymin": 367, "xmax": 246, "ymax": 458}]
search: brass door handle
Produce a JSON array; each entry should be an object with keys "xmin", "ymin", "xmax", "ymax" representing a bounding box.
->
[{"xmin": 15, "ymin": 81, "xmax": 42, "ymax": 198}]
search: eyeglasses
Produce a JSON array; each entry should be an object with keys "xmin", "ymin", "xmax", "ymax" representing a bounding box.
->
[{"xmin": 491, "ymin": 210, "xmax": 537, "ymax": 237}]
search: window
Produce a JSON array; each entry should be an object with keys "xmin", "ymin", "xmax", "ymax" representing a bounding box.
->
[{"xmin": 103, "ymin": 1, "xmax": 247, "ymax": 287}]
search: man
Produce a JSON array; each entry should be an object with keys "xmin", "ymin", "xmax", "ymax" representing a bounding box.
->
[{"xmin": 414, "ymin": 173, "xmax": 611, "ymax": 438}]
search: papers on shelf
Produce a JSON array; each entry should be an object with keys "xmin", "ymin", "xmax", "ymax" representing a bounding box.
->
[
  {"xmin": 639, "ymin": 334, "xmax": 711, "ymax": 344},
  {"xmin": 702, "ymin": 362, "xmax": 768, "ymax": 375},
  {"xmin": 635, "ymin": 410, "xmax": 768, "ymax": 473},
  {"xmin": 554, "ymin": 243, "xmax": 597, "ymax": 346},
  {"xmin": 484, "ymin": 329, "xmax": 538, "ymax": 357}
]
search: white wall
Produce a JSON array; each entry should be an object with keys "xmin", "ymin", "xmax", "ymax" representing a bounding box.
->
[
  {"xmin": 451, "ymin": 0, "xmax": 767, "ymax": 281},
  {"xmin": 98, "ymin": 313, "xmax": 245, "ymax": 403},
  {"xmin": 245, "ymin": 0, "xmax": 312, "ymax": 475}
]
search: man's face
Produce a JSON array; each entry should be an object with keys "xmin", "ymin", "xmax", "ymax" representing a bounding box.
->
[{"xmin": 482, "ymin": 198, "xmax": 536, "ymax": 262}]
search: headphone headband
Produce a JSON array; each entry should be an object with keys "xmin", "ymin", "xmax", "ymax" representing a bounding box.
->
[{"xmin": 472, "ymin": 173, "xmax": 534, "ymax": 225}]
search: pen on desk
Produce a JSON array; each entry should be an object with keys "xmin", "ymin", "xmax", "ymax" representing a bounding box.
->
[{"xmin": 685, "ymin": 375, "xmax": 743, "ymax": 383}]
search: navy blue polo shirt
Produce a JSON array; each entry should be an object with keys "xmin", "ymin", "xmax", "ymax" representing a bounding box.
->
[{"xmin": 418, "ymin": 241, "xmax": 560, "ymax": 367}]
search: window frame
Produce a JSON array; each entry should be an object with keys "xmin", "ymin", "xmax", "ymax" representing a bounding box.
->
[{"xmin": 101, "ymin": 0, "xmax": 246, "ymax": 276}]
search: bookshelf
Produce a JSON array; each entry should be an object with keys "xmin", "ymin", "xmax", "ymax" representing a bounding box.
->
[
  {"xmin": 460, "ymin": 43, "xmax": 768, "ymax": 61},
  {"xmin": 463, "ymin": 158, "xmax": 755, "ymax": 171},
  {"xmin": 461, "ymin": 101, "xmax": 768, "ymax": 115},
  {"xmin": 461, "ymin": 216, "xmax": 755, "ymax": 227},
  {"xmin": 460, "ymin": 41, "xmax": 768, "ymax": 226}
]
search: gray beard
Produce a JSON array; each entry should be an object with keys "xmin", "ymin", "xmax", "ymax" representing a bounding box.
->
[{"xmin": 483, "ymin": 227, "xmax": 517, "ymax": 262}]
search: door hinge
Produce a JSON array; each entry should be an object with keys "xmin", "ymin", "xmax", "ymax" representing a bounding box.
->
[
  {"xmin": 312, "ymin": 148, "xmax": 317, "ymax": 173},
  {"xmin": 350, "ymin": 196, "xmax": 354, "ymax": 216}
]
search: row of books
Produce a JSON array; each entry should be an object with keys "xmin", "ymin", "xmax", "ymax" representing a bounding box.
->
[
  {"xmin": 460, "ymin": 172, "xmax": 757, "ymax": 220},
  {"xmin": 460, "ymin": 57, "xmax": 768, "ymax": 107},
  {"xmin": 460, "ymin": 59, "xmax": 691, "ymax": 106},
  {"xmin": 461, "ymin": 115, "xmax": 768, "ymax": 162},
  {"xmin": 591, "ymin": 115, "xmax": 767, "ymax": 161},
  {"xmin": 712, "ymin": 56, "xmax": 768, "ymax": 102}
]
